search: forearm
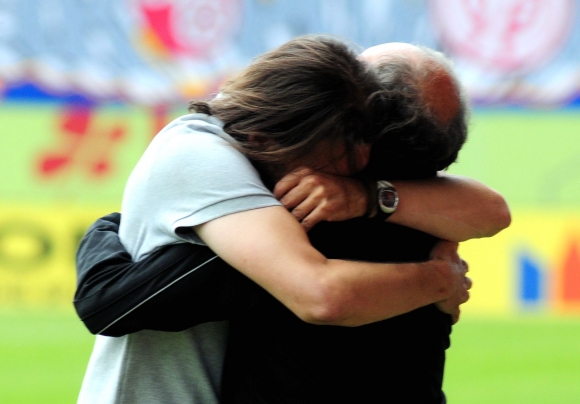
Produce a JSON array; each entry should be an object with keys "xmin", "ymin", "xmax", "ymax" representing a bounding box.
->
[
  {"xmin": 388, "ymin": 173, "xmax": 511, "ymax": 242},
  {"xmin": 195, "ymin": 206, "xmax": 460, "ymax": 328},
  {"xmin": 274, "ymin": 168, "xmax": 510, "ymax": 240},
  {"xmin": 75, "ymin": 247, "xmax": 258, "ymax": 336},
  {"xmin": 305, "ymin": 258, "xmax": 452, "ymax": 326}
]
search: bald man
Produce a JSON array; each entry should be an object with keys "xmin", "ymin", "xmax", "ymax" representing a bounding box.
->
[
  {"xmin": 219, "ymin": 43, "xmax": 475, "ymax": 404},
  {"xmin": 359, "ymin": 43, "xmax": 468, "ymax": 185},
  {"xmin": 75, "ymin": 43, "xmax": 508, "ymax": 404},
  {"xmin": 363, "ymin": 42, "xmax": 462, "ymax": 126}
]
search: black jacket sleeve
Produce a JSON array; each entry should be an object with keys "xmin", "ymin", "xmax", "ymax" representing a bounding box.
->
[{"xmin": 74, "ymin": 213, "xmax": 262, "ymax": 337}]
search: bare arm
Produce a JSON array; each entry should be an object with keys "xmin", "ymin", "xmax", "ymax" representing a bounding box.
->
[
  {"xmin": 194, "ymin": 205, "xmax": 467, "ymax": 327},
  {"xmin": 274, "ymin": 168, "xmax": 511, "ymax": 241},
  {"xmin": 388, "ymin": 172, "xmax": 511, "ymax": 242}
]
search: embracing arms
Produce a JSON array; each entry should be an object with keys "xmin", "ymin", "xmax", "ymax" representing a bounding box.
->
[
  {"xmin": 74, "ymin": 170, "xmax": 501, "ymax": 334},
  {"xmin": 388, "ymin": 174, "xmax": 511, "ymax": 241},
  {"xmin": 274, "ymin": 169, "xmax": 511, "ymax": 241},
  {"xmin": 194, "ymin": 205, "xmax": 468, "ymax": 327}
]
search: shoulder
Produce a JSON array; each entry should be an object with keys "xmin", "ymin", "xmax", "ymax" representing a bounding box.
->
[
  {"xmin": 142, "ymin": 114, "xmax": 254, "ymax": 178},
  {"xmin": 119, "ymin": 113, "xmax": 278, "ymax": 254},
  {"xmin": 154, "ymin": 114, "xmax": 238, "ymax": 157}
]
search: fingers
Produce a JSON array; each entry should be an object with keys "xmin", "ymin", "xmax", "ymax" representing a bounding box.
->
[
  {"xmin": 464, "ymin": 275, "xmax": 472, "ymax": 290},
  {"xmin": 450, "ymin": 310, "xmax": 460, "ymax": 325},
  {"xmin": 460, "ymin": 259, "xmax": 469, "ymax": 279},
  {"xmin": 277, "ymin": 181, "xmax": 332, "ymax": 230},
  {"xmin": 436, "ymin": 263, "xmax": 472, "ymax": 325},
  {"xmin": 295, "ymin": 195, "xmax": 338, "ymax": 231},
  {"xmin": 273, "ymin": 168, "xmax": 369, "ymax": 229},
  {"xmin": 435, "ymin": 300, "xmax": 461, "ymax": 324},
  {"xmin": 279, "ymin": 177, "xmax": 329, "ymax": 225},
  {"xmin": 273, "ymin": 167, "xmax": 312, "ymax": 199},
  {"xmin": 460, "ymin": 289, "xmax": 470, "ymax": 305},
  {"xmin": 300, "ymin": 211, "xmax": 322, "ymax": 232},
  {"xmin": 274, "ymin": 170, "xmax": 346, "ymax": 228},
  {"xmin": 456, "ymin": 276, "xmax": 472, "ymax": 306},
  {"xmin": 276, "ymin": 169, "xmax": 328, "ymax": 210},
  {"xmin": 278, "ymin": 183, "xmax": 310, "ymax": 211},
  {"xmin": 461, "ymin": 259, "xmax": 471, "ymax": 293},
  {"xmin": 291, "ymin": 195, "xmax": 322, "ymax": 224}
]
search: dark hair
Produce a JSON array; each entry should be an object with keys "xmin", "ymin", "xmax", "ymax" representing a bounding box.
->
[
  {"xmin": 364, "ymin": 46, "xmax": 470, "ymax": 180},
  {"xmin": 189, "ymin": 35, "xmax": 382, "ymax": 175}
]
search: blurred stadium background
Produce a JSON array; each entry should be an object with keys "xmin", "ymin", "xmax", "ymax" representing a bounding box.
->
[{"xmin": 0, "ymin": 0, "xmax": 579, "ymax": 403}]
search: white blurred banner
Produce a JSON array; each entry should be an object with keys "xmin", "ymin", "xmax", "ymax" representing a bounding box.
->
[{"xmin": 0, "ymin": 0, "xmax": 578, "ymax": 106}]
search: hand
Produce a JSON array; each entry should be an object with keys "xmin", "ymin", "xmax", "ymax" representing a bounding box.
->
[
  {"xmin": 273, "ymin": 167, "xmax": 368, "ymax": 231},
  {"xmin": 429, "ymin": 241, "xmax": 472, "ymax": 324}
]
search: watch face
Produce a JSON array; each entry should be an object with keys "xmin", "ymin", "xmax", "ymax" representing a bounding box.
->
[{"xmin": 378, "ymin": 188, "xmax": 398, "ymax": 213}]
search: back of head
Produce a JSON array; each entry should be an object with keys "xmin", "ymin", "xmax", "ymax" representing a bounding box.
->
[
  {"xmin": 189, "ymin": 35, "xmax": 382, "ymax": 175},
  {"xmin": 363, "ymin": 46, "xmax": 469, "ymax": 180}
]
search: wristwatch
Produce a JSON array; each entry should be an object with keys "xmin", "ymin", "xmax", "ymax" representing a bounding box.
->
[{"xmin": 375, "ymin": 180, "xmax": 399, "ymax": 220}]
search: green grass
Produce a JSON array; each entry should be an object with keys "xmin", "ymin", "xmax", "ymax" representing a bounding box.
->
[
  {"xmin": 0, "ymin": 309, "xmax": 95, "ymax": 404},
  {"xmin": 448, "ymin": 110, "xmax": 580, "ymax": 208},
  {"xmin": 1, "ymin": 310, "xmax": 579, "ymax": 403},
  {"xmin": 444, "ymin": 316, "xmax": 580, "ymax": 403}
]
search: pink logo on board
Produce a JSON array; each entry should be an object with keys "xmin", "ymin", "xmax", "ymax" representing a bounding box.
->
[
  {"xmin": 130, "ymin": 0, "xmax": 243, "ymax": 60},
  {"xmin": 37, "ymin": 107, "xmax": 126, "ymax": 180},
  {"xmin": 429, "ymin": 0, "xmax": 575, "ymax": 74}
]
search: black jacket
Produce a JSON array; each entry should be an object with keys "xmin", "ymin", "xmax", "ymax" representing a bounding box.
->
[{"xmin": 74, "ymin": 212, "xmax": 450, "ymax": 403}]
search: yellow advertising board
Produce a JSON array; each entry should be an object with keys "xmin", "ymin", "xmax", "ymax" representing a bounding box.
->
[
  {"xmin": 1, "ymin": 205, "xmax": 579, "ymax": 316},
  {"xmin": 459, "ymin": 210, "xmax": 580, "ymax": 315},
  {"xmin": 0, "ymin": 205, "xmax": 117, "ymax": 308}
]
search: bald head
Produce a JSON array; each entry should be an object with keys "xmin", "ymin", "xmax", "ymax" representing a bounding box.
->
[
  {"xmin": 360, "ymin": 42, "xmax": 423, "ymax": 65},
  {"xmin": 358, "ymin": 43, "xmax": 469, "ymax": 176},
  {"xmin": 360, "ymin": 42, "xmax": 461, "ymax": 127}
]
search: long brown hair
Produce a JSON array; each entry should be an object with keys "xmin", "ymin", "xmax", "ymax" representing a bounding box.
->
[{"xmin": 189, "ymin": 35, "xmax": 384, "ymax": 175}]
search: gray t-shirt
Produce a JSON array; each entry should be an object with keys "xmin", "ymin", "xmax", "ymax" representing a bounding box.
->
[{"xmin": 77, "ymin": 114, "xmax": 281, "ymax": 404}]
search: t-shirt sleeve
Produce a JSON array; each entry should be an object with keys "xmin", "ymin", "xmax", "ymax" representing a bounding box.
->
[{"xmin": 130, "ymin": 126, "xmax": 281, "ymax": 245}]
